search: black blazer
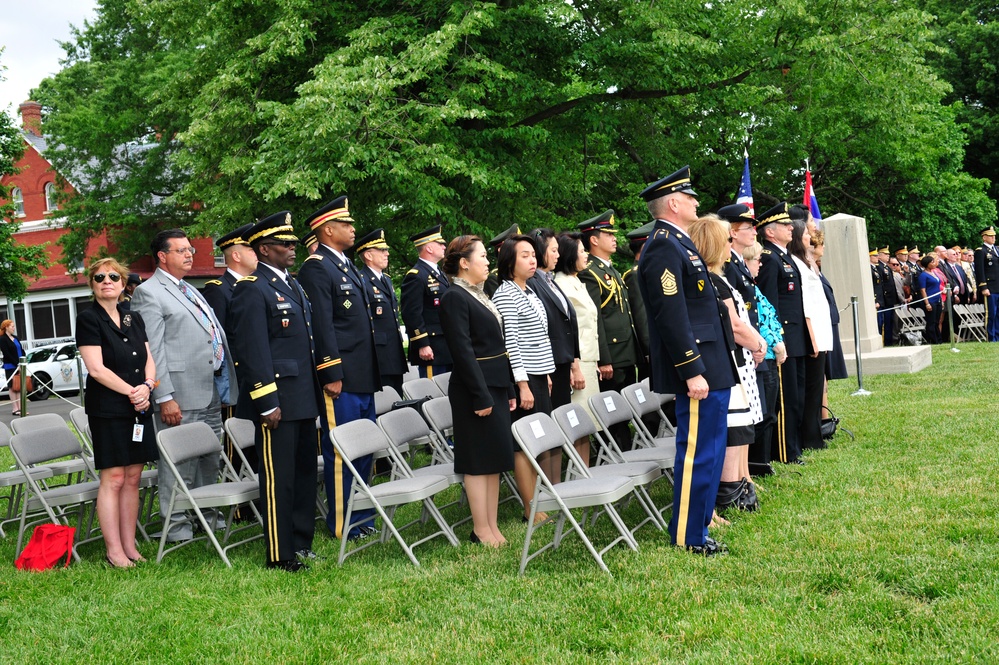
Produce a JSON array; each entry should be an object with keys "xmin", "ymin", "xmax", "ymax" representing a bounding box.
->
[
  {"xmin": 439, "ymin": 285, "xmax": 514, "ymax": 411},
  {"xmin": 75, "ymin": 303, "xmax": 151, "ymax": 419},
  {"xmin": 0, "ymin": 334, "xmax": 21, "ymax": 369},
  {"xmin": 201, "ymin": 270, "xmax": 239, "ymax": 334},
  {"xmin": 359, "ymin": 265, "xmax": 408, "ymax": 377},
  {"xmin": 528, "ymin": 272, "xmax": 580, "ymax": 366}
]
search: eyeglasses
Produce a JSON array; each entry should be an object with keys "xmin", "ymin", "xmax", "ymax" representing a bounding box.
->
[
  {"xmin": 93, "ymin": 273, "xmax": 121, "ymax": 283},
  {"xmin": 163, "ymin": 247, "xmax": 197, "ymax": 255},
  {"xmin": 889, "ymin": 262, "xmax": 900, "ymax": 267}
]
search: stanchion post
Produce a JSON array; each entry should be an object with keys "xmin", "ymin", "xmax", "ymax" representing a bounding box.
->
[
  {"xmin": 947, "ymin": 295, "xmax": 960, "ymax": 352},
  {"xmin": 851, "ymin": 296, "xmax": 871, "ymax": 396},
  {"xmin": 76, "ymin": 353, "xmax": 86, "ymax": 408},
  {"xmin": 18, "ymin": 359, "xmax": 28, "ymax": 416}
]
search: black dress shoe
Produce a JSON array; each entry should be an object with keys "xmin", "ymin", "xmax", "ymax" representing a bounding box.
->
[
  {"xmin": 748, "ymin": 462, "xmax": 775, "ymax": 477},
  {"xmin": 790, "ymin": 458, "xmax": 806, "ymax": 466},
  {"xmin": 470, "ymin": 531, "xmax": 483, "ymax": 544},
  {"xmin": 267, "ymin": 559, "xmax": 308, "ymax": 572},
  {"xmin": 347, "ymin": 528, "xmax": 373, "ymax": 542},
  {"xmin": 295, "ymin": 549, "xmax": 322, "ymax": 562}
]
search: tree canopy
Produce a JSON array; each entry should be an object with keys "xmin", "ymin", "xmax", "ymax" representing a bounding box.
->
[{"xmin": 33, "ymin": 0, "xmax": 997, "ymax": 271}]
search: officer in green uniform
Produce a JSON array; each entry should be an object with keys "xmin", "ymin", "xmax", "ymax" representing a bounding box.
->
[
  {"xmin": 622, "ymin": 221, "xmax": 655, "ymax": 379},
  {"xmin": 578, "ymin": 209, "xmax": 640, "ymax": 450},
  {"xmin": 484, "ymin": 223, "xmax": 520, "ymax": 298}
]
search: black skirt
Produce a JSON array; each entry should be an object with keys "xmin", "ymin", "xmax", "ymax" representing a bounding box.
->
[
  {"xmin": 90, "ymin": 413, "xmax": 158, "ymax": 470},
  {"xmin": 450, "ymin": 382, "xmax": 514, "ymax": 475}
]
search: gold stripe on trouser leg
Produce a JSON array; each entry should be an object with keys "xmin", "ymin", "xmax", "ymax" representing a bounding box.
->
[
  {"xmin": 776, "ymin": 363, "xmax": 787, "ymax": 463},
  {"xmin": 324, "ymin": 393, "xmax": 345, "ymax": 538},
  {"xmin": 261, "ymin": 426, "xmax": 278, "ymax": 562},
  {"xmin": 675, "ymin": 398, "xmax": 700, "ymax": 548},
  {"xmin": 426, "ymin": 365, "xmax": 434, "ymax": 380}
]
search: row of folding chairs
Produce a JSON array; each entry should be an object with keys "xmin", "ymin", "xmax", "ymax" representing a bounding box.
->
[{"xmin": 954, "ymin": 304, "xmax": 988, "ymax": 342}]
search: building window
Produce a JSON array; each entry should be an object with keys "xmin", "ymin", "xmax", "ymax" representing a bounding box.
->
[
  {"xmin": 44, "ymin": 182, "xmax": 59, "ymax": 211},
  {"xmin": 29, "ymin": 299, "xmax": 72, "ymax": 342},
  {"xmin": 11, "ymin": 187, "xmax": 24, "ymax": 216}
]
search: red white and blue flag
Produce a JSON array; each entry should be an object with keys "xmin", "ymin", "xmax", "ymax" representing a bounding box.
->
[
  {"xmin": 803, "ymin": 165, "xmax": 823, "ymax": 227},
  {"xmin": 736, "ymin": 149, "xmax": 754, "ymax": 214}
]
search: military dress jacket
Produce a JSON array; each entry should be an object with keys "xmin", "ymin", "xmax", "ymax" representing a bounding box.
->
[
  {"xmin": 298, "ymin": 244, "xmax": 380, "ymax": 395},
  {"xmin": 400, "ymin": 260, "xmax": 453, "ymax": 367},
  {"xmin": 870, "ymin": 263, "xmax": 887, "ymax": 309},
  {"xmin": 578, "ymin": 256, "xmax": 639, "ymax": 369},
  {"xmin": 975, "ymin": 244, "xmax": 999, "ymax": 293},
  {"xmin": 622, "ymin": 265, "xmax": 650, "ymax": 358},
  {"xmin": 757, "ymin": 240, "xmax": 809, "ymax": 357},
  {"xmin": 202, "ymin": 270, "xmax": 239, "ymax": 334},
  {"xmin": 359, "ymin": 265, "xmax": 408, "ymax": 377},
  {"xmin": 636, "ymin": 220, "xmax": 738, "ymax": 395},
  {"xmin": 228, "ymin": 267, "xmax": 322, "ymax": 422}
]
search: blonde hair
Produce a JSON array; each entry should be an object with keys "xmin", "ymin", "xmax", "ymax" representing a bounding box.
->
[
  {"xmin": 87, "ymin": 257, "xmax": 130, "ymax": 302},
  {"xmin": 688, "ymin": 214, "xmax": 731, "ymax": 274},
  {"xmin": 742, "ymin": 241, "xmax": 763, "ymax": 263},
  {"xmin": 811, "ymin": 230, "xmax": 825, "ymax": 247}
]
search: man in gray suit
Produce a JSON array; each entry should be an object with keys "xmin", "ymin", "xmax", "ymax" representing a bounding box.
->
[{"xmin": 131, "ymin": 229, "xmax": 238, "ymax": 542}]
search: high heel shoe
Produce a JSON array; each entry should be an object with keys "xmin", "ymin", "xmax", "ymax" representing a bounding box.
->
[{"xmin": 469, "ymin": 531, "xmax": 483, "ymax": 544}]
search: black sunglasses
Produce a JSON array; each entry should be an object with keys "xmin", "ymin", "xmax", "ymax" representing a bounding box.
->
[{"xmin": 93, "ymin": 273, "xmax": 121, "ymax": 283}]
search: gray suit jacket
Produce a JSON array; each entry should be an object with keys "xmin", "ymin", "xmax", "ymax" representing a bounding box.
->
[{"xmin": 131, "ymin": 267, "xmax": 238, "ymax": 410}]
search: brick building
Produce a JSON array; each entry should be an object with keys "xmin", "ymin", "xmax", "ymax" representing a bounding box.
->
[{"xmin": 0, "ymin": 101, "xmax": 222, "ymax": 349}]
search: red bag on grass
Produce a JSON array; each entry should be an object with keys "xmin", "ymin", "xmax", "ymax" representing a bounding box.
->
[{"xmin": 15, "ymin": 524, "xmax": 76, "ymax": 571}]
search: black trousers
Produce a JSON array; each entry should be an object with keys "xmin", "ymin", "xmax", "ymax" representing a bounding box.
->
[
  {"xmin": 256, "ymin": 418, "xmax": 318, "ymax": 564},
  {"xmin": 800, "ymin": 352, "xmax": 827, "ymax": 450},
  {"xmin": 599, "ymin": 364, "xmax": 637, "ymax": 451},
  {"xmin": 923, "ymin": 302, "xmax": 941, "ymax": 344},
  {"xmin": 751, "ymin": 360, "xmax": 778, "ymax": 465},
  {"xmin": 771, "ymin": 355, "xmax": 805, "ymax": 463}
]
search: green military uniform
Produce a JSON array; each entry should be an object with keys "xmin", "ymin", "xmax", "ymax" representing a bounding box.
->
[{"xmin": 580, "ymin": 255, "xmax": 640, "ymax": 373}]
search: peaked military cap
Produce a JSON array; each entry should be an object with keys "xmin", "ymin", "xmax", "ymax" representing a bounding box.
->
[
  {"xmin": 300, "ymin": 228, "xmax": 319, "ymax": 251},
  {"xmin": 409, "ymin": 224, "xmax": 446, "ymax": 247},
  {"xmin": 215, "ymin": 223, "xmax": 254, "ymax": 249},
  {"xmin": 639, "ymin": 165, "xmax": 698, "ymax": 202},
  {"xmin": 577, "ymin": 209, "xmax": 618, "ymax": 233},
  {"xmin": 489, "ymin": 224, "xmax": 521, "ymax": 249},
  {"xmin": 757, "ymin": 202, "xmax": 792, "ymax": 226},
  {"xmin": 981, "ymin": 226, "xmax": 996, "ymax": 236},
  {"xmin": 352, "ymin": 228, "xmax": 390, "ymax": 255},
  {"xmin": 626, "ymin": 221, "xmax": 656, "ymax": 242},
  {"xmin": 909, "ymin": 246, "xmax": 920, "ymax": 254},
  {"xmin": 895, "ymin": 247, "xmax": 909, "ymax": 256},
  {"xmin": 246, "ymin": 211, "xmax": 299, "ymax": 246},
  {"xmin": 869, "ymin": 249, "xmax": 878, "ymax": 257},
  {"xmin": 305, "ymin": 195, "xmax": 354, "ymax": 231},
  {"xmin": 716, "ymin": 203, "xmax": 757, "ymax": 226},
  {"xmin": 126, "ymin": 273, "xmax": 143, "ymax": 287},
  {"xmin": 878, "ymin": 246, "xmax": 889, "ymax": 255}
]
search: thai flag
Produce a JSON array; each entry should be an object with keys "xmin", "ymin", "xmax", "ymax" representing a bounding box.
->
[
  {"xmin": 804, "ymin": 167, "xmax": 823, "ymax": 227},
  {"xmin": 736, "ymin": 149, "xmax": 754, "ymax": 214}
]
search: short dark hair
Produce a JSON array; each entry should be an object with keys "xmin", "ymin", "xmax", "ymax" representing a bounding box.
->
[
  {"xmin": 554, "ymin": 232, "xmax": 583, "ymax": 275},
  {"xmin": 442, "ymin": 235, "xmax": 483, "ymax": 276},
  {"xmin": 497, "ymin": 234, "xmax": 535, "ymax": 283},
  {"xmin": 920, "ymin": 253, "xmax": 936, "ymax": 269},
  {"xmin": 788, "ymin": 204, "xmax": 810, "ymax": 223},
  {"xmin": 530, "ymin": 228, "xmax": 557, "ymax": 270},
  {"xmin": 151, "ymin": 229, "xmax": 188, "ymax": 265}
]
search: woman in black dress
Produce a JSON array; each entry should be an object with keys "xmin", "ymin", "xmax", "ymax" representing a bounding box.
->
[
  {"xmin": 76, "ymin": 258, "xmax": 158, "ymax": 568},
  {"xmin": 1, "ymin": 319, "xmax": 26, "ymax": 414},
  {"xmin": 439, "ymin": 236, "xmax": 516, "ymax": 548}
]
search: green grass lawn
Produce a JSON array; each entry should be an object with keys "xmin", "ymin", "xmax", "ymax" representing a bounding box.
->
[{"xmin": 2, "ymin": 343, "xmax": 998, "ymax": 663}]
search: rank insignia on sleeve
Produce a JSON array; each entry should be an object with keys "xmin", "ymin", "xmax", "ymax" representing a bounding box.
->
[
  {"xmin": 661, "ymin": 268, "xmax": 678, "ymax": 296},
  {"xmin": 698, "ymin": 279, "xmax": 704, "ymax": 292}
]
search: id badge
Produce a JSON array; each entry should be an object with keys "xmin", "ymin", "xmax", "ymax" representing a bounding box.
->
[{"xmin": 132, "ymin": 423, "xmax": 145, "ymax": 443}]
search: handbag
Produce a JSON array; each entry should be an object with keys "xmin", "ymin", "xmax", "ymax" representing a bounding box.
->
[
  {"xmin": 14, "ymin": 524, "xmax": 76, "ymax": 571},
  {"xmin": 11, "ymin": 372, "xmax": 33, "ymax": 394}
]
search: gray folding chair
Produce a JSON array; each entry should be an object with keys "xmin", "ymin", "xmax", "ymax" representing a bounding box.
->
[
  {"xmin": 155, "ymin": 422, "xmax": 263, "ymax": 567},
  {"xmin": 588, "ymin": 391, "xmax": 676, "ymax": 471},
  {"xmin": 431, "ymin": 371, "xmax": 451, "ymax": 396},
  {"xmin": 621, "ymin": 383, "xmax": 677, "ymax": 454},
  {"xmin": 374, "ymin": 386, "xmax": 403, "ymax": 416},
  {"xmin": 9, "ymin": 426, "xmax": 102, "ymax": 563},
  {"xmin": 328, "ymin": 418, "xmax": 459, "ymax": 566},
  {"xmin": 402, "ymin": 377, "xmax": 445, "ymax": 401},
  {"xmin": 0, "ymin": 421, "xmax": 54, "ymax": 538},
  {"xmin": 511, "ymin": 413, "xmax": 638, "ymax": 576},
  {"xmin": 11, "ymin": 414, "xmax": 95, "ymax": 483},
  {"xmin": 377, "ymin": 407, "xmax": 469, "ymax": 528}
]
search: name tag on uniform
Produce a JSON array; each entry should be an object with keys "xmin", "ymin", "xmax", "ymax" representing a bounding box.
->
[
  {"xmin": 132, "ymin": 423, "xmax": 145, "ymax": 442},
  {"xmin": 276, "ymin": 302, "xmax": 292, "ymax": 311}
]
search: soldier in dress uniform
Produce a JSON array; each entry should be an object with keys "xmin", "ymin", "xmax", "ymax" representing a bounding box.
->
[
  {"xmin": 301, "ymin": 228, "xmax": 319, "ymax": 255},
  {"xmin": 297, "ymin": 196, "xmax": 381, "ymax": 542},
  {"xmin": 351, "ymin": 228, "xmax": 408, "ymax": 396},
  {"xmin": 202, "ymin": 223, "xmax": 259, "ymax": 489},
  {"xmin": 622, "ymin": 221, "xmax": 655, "ymax": 379},
  {"xmin": 974, "ymin": 226, "xmax": 999, "ymax": 341},
  {"xmin": 578, "ymin": 209, "xmax": 640, "ymax": 452},
  {"xmin": 757, "ymin": 202, "xmax": 808, "ymax": 465},
  {"xmin": 484, "ymin": 224, "xmax": 520, "ymax": 297},
  {"xmin": 870, "ymin": 248, "xmax": 887, "ymax": 326},
  {"xmin": 637, "ymin": 165, "xmax": 738, "ymax": 556},
  {"xmin": 895, "ymin": 247, "xmax": 912, "ymax": 301},
  {"xmin": 120, "ymin": 273, "xmax": 142, "ymax": 311},
  {"xmin": 907, "ymin": 246, "xmax": 924, "ymax": 304},
  {"xmin": 228, "ymin": 211, "xmax": 322, "ymax": 572},
  {"xmin": 401, "ymin": 225, "xmax": 453, "ymax": 379},
  {"xmin": 877, "ymin": 246, "xmax": 898, "ymax": 345}
]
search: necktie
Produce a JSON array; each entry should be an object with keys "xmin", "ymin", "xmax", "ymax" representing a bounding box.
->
[
  {"xmin": 436, "ymin": 267, "xmax": 449, "ymax": 286},
  {"xmin": 179, "ymin": 281, "xmax": 224, "ymax": 368}
]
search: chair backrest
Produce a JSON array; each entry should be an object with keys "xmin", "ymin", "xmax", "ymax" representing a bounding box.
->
[
  {"xmin": 621, "ymin": 382, "xmax": 660, "ymax": 419},
  {"xmin": 552, "ymin": 402, "xmax": 598, "ymax": 442},
  {"xmin": 378, "ymin": 407, "xmax": 432, "ymax": 448},
  {"xmin": 422, "ymin": 396, "xmax": 453, "ymax": 433},
  {"xmin": 223, "ymin": 418, "xmax": 257, "ymax": 452},
  {"xmin": 10, "ymin": 413, "xmax": 68, "ymax": 436},
  {"xmin": 374, "ymin": 386, "xmax": 403, "ymax": 415},
  {"xmin": 329, "ymin": 418, "xmax": 391, "ymax": 462},
  {"xmin": 0, "ymin": 420, "xmax": 11, "ymax": 448},
  {"xmin": 68, "ymin": 408, "xmax": 89, "ymax": 438},
  {"xmin": 156, "ymin": 422, "xmax": 223, "ymax": 467},
  {"xmin": 588, "ymin": 390, "xmax": 633, "ymax": 429},
  {"xmin": 432, "ymin": 372, "xmax": 451, "ymax": 396},
  {"xmin": 402, "ymin": 378, "xmax": 444, "ymax": 401},
  {"xmin": 9, "ymin": 426, "xmax": 86, "ymax": 467},
  {"xmin": 511, "ymin": 413, "xmax": 565, "ymax": 459}
]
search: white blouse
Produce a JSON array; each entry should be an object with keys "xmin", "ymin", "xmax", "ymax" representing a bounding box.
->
[{"xmin": 792, "ymin": 255, "xmax": 833, "ymax": 353}]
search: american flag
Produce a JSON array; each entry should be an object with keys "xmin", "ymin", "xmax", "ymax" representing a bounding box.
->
[{"xmin": 736, "ymin": 149, "xmax": 754, "ymax": 214}]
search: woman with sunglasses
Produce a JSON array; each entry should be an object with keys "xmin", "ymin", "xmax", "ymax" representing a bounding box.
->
[{"xmin": 76, "ymin": 258, "xmax": 158, "ymax": 568}]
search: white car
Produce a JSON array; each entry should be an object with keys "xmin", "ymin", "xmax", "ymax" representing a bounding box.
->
[{"xmin": 19, "ymin": 342, "xmax": 87, "ymax": 402}]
